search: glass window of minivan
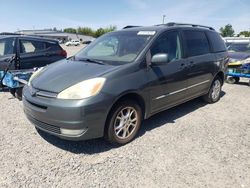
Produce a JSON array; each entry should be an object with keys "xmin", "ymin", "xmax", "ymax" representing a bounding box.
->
[
  {"xmin": 0, "ymin": 38, "xmax": 15, "ymax": 56},
  {"xmin": 183, "ymin": 30, "xmax": 210, "ymax": 56},
  {"xmin": 206, "ymin": 31, "xmax": 227, "ymax": 52},
  {"xmin": 20, "ymin": 39, "xmax": 46, "ymax": 53},
  {"xmin": 151, "ymin": 31, "xmax": 182, "ymax": 62},
  {"xmin": 75, "ymin": 31, "xmax": 155, "ymax": 64}
]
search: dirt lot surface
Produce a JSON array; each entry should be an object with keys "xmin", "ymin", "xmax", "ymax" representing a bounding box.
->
[
  {"xmin": 60, "ymin": 44, "xmax": 84, "ymax": 57},
  {"xmin": 0, "ymin": 46, "xmax": 249, "ymax": 187}
]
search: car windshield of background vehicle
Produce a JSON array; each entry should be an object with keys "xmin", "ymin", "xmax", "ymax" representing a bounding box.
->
[
  {"xmin": 75, "ymin": 31, "xmax": 155, "ymax": 64},
  {"xmin": 228, "ymin": 43, "xmax": 250, "ymax": 53}
]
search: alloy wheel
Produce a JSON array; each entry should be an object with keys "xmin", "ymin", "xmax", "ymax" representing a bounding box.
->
[
  {"xmin": 211, "ymin": 80, "xmax": 221, "ymax": 100},
  {"xmin": 114, "ymin": 107, "xmax": 138, "ymax": 139}
]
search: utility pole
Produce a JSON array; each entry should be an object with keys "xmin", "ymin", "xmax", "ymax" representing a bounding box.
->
[{"xmin": 162, "ymin": 15, "xmax": 166, "ymax": 24}]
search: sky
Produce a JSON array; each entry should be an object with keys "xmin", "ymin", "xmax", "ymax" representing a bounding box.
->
[{"xmin": 0, "ymin": 0, "xmax": 250, "ymax": 33}]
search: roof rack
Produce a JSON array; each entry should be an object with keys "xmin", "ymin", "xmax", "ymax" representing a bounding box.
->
[
  {"xmin": 123, "ymin": 25, "xmax": 141, "ymax": 29},
  {"xmin": 163, "ymin": 22, "xmax": 215, "ymax": 30}
]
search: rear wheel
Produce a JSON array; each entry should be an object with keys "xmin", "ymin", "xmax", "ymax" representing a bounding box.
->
[
  {"xmin": 202, "ymin": 77, "xmax": 222, "ymax": 103},
  {"xmin": 105, "ymin": 100, "xmax": 142, "ymax": 145}
]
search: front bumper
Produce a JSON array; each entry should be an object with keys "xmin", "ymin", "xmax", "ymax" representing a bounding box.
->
[{"xmin": 22, "ymin": 86, "xmax": 113, "ymax": 141}]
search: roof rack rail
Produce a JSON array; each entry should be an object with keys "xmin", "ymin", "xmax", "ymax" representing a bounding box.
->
[
  {"xmin": 165, "ymin": 22, "xmax": 215, "ymax": 30},
  {"xmin": 123, "ymin": 25, "xmax": 141, "ymax": 29}
]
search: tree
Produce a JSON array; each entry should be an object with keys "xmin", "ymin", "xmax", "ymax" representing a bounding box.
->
[
  {"xmin": 95, "ymin": 28, "xmax": 106, "ymax": 37},
  {"xmin": 63, "ymin": 25, "xmax": 117, "ymax": 37},
  {"xmin": 77, "ymin": 27, "xmax": 95, "ymax": 36},
  {"xmin": 63, "ymin": 28, "xmax": 77, "ymax": 33},
  {"xmin": 95, "ymin": 25, "xmax": 117, "ymax": 37},
  {"xmin": 220, "ymin": 24, "xmax": 235, "ymax": 37},
  {"xmin": 238, "ymin": 31, "xmax": 250, "ymax": 37},
  {"xmin": 104, "ymin": 25, "xmax": 117, "ymax": 33}
]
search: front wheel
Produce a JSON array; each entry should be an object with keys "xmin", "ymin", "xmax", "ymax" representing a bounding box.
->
[
  {"xmin": 105, "ymin": 100, "xmax": 142, "ymax": 145},
  {"xmin": 226, "ymin": 76, "xmax": 240, "ymax": 84},
  {"xmin": 202, "ymin": 77, "xmax": 222, "ymax": 103}
]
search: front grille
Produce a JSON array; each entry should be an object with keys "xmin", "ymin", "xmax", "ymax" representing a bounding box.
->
[{"xmin": 27, "ymin": 114, "xmax": 61, "ymax": 134}]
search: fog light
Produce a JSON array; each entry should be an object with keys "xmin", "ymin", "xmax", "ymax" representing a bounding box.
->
[{"xmin": 60, "ymin": 128, "xmax": 85, "ymax": 136}]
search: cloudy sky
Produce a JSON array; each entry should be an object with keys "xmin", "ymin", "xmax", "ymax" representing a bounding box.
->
[{"xmin": 0, "ymin": 0, "xmax": 249, "ymax": 33}]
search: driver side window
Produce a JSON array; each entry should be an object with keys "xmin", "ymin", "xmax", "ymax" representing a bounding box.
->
[{"xmin": 151, "ymin": 31, "xmax": 182, "ymax": 62}]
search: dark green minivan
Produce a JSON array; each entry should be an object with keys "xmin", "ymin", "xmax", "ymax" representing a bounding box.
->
[{"xmin": 23, "ymin": 23, "xmax": 228, "ymax": 145}]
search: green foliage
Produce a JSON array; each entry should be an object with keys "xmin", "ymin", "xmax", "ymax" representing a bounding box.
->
[
  {"xmin": 95, "ymin": 28, "xmax": 106, "ymax": 37},
  {"xmin": 77, "ymin": 27, "xmax": 95, "ymax": 36},
  {"xmin": 63, "ymin": 25, "xmax": 117, "ymax": 37},
  {"xmin": 63, "ymin": 28, "xmax": 77, "ymax": 33},
  {"xmin": 220, "ymin": 24, "xmax": 235, "ymax": 37},
  {"xmin": 238, "ymin": 31, "xmax": 250, "ymax": 37},
  {"xmin": 95, "ymin": 25, "xmax": 117, "ymax": 37}
]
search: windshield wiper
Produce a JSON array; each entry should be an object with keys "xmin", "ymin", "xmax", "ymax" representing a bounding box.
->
[{"xmin": 78, "ymin": 58, "xmax": 106, "ymax": 65}]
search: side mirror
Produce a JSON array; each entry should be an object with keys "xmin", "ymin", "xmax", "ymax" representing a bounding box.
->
[{"xmin": 151, "ymin": 53, "xmax": 169, "ymax": 65}]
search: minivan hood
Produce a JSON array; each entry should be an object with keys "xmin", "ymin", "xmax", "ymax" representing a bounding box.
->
[{"xmin": 32, "ymin": 59, "xmax": 119, "ymax": 93}]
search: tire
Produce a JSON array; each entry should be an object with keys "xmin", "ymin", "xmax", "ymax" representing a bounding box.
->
[
  {"xmin": 105, "ymin": 100, "xmax": 142, "ymax": 145},
  {"xmin": 10, "ymin": 88, "xmax": 16, "ymax": 97},
  {"xmin": 15, "ymin": 88, "xmax": 23, "ymax": 101},
  {"xmin": 202, "ymin": 77, "xmax": 222, "ymax": 103},
  {"xmin": 226, "ymin": 76, "xmax": 239, "ymax": 84},
  {"xmin": 234, "ymin": 77, "xmax": 240, "ymax": 83}
]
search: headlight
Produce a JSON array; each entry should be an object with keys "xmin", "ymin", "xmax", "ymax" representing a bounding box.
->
[
  {"xmin": 28, "ymin": 67, "xmax": 44, "ymax": 86},
  {"xmin": 57, "ymin": 77, "xmax": 106, "ymax": 100}
]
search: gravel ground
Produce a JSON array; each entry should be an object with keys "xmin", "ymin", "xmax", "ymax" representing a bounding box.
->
[
  {"xmin": 0, "ymin": 45, "xmax": 249, "ymax": 187},
  {"xmin": 60, "ymin": 44, "xmax": 85, "ymax": 57}
]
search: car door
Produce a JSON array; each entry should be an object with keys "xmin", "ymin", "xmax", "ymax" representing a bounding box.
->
[
  {"xmin": 18, "ymin": 38, "xmax": 48, "ymax": 69},
  {"xmin": 147, "ymin": 30, "xmax": 189, "ymax": 113},
  {"xmin": 181, "ymin": 30, "xmax": 215, "ymax": 98},
  {"xmin": 0, "ymin": 37, "xmax": 17, "ymax": 71}
]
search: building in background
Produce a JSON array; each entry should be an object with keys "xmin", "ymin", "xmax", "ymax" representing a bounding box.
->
[{"xmin": 15, "ymin": 29, "xmax": 95, "ymax": 43}]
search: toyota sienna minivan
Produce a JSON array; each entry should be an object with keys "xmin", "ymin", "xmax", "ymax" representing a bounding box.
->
[{"xmin": 23, "ymin": 23, "xmax": 228, "ymax": 145}]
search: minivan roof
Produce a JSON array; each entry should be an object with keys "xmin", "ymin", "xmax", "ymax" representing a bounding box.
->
[
  {"xmin": 0, "ymin": 35, "xmax": 58, "ymax": 43},
  {"xmin": 122, "ymin": 22, "xmax": 216, "ymax": 33}
]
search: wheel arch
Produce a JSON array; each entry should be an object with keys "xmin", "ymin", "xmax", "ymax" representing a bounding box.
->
[
  {"xmin": 215, "ymin": 71, "xmax": 225, "ymax": 85},
  {"xmin": 104, "ymin": 92, "xmax": 147, "ymax": 135}
]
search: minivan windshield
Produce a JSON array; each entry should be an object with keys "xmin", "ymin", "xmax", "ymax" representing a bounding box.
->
[{"xmin": 75, "ymin": 31, "xmax": 155, "ymax": 64}]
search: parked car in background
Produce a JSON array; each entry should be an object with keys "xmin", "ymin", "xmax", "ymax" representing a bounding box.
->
[
  {"xmin": 23, "ymin": 23, "xmax": 228, "ymax": 145},
  {"xmin": 226, "ymin": 42, "xmax": 250, "ymax": 84},
  {"xmin": 65, "ymin": 40, "xmax": 80, "ymax": 46},
  {"xmin": 82, "ymin": 40, "xmax": 92, "ymax": 45},
  {"xmin": 227, "ymin": 42, "xmax": 250, "ymax": 64},
  {"xmin": 0, "ymin": 35, "xmax": 67, "ymax": 71}
]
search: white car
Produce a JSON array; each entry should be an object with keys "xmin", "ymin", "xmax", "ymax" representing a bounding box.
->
[{"xmin": 65, "ymin": 40, "xmax": 80, "ymax": 46}]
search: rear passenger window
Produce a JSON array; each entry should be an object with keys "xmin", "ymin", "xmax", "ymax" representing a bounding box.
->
[
  {"xmin": 20, "ymin": 40, "xmax": 46, "ymax": 53},
  {"xmin": 206, "ymin": 32, "xmax": 227, "ymax": 52},
  {"xmin": 46, "ymin": 42, "xmax": 60, "ymax": 50},
  {"xmin": 183, "ymin": 31, "xmax": 210, "ymax": 57}
]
